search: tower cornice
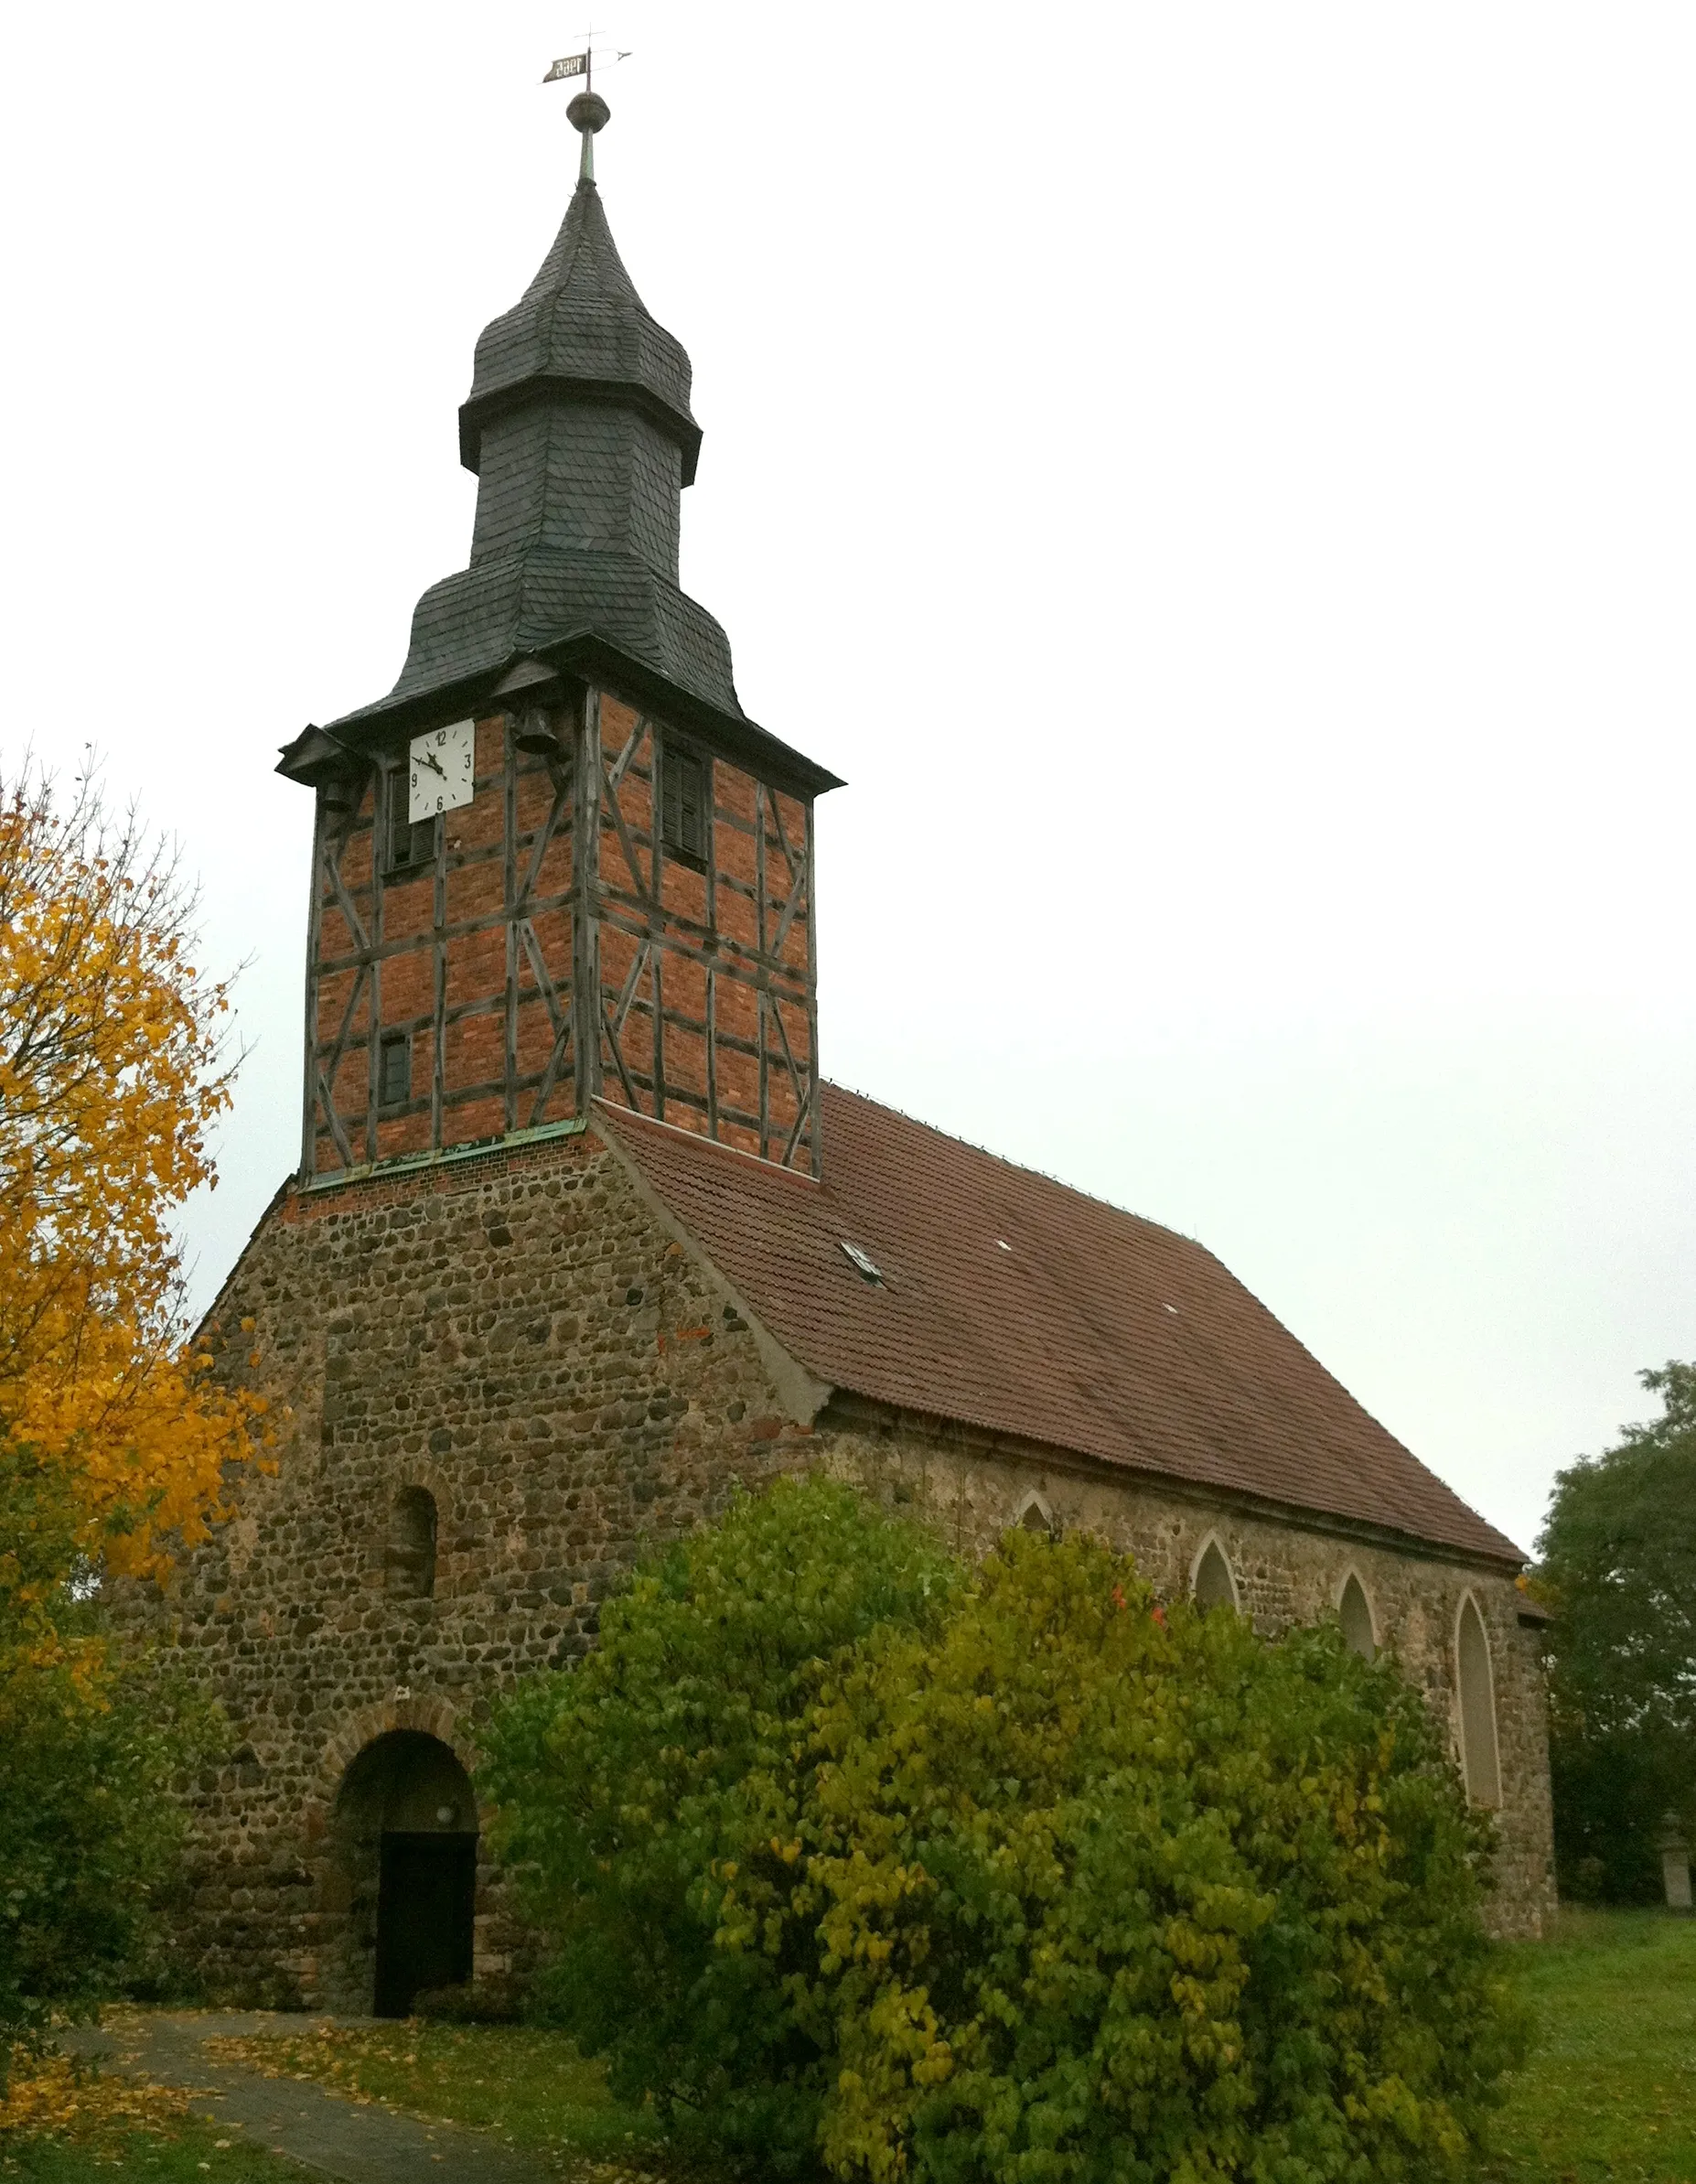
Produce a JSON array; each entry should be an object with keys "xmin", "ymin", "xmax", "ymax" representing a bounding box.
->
[
  {"xmin": 288, "ymin": 626, "xmax": 843, "ymax": 802},
  {"xmin": 456, "ymin": 371, "xmax": 703, "ymax": 486}
]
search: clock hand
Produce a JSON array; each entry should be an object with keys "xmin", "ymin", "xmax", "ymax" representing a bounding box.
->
[{"xmin": 418, "ymin": 749, "xmax": 446, "ymax": 779}]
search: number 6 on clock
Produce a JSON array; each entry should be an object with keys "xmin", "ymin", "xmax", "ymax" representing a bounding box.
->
[{"xmin": 408, "ymin": 721, "xmax": 475, "ymax": 823}]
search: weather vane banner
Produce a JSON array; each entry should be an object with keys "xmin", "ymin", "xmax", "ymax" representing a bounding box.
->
[{"xmin": 543, "ymin": 54, "xmax": 588, "ymax": 81}]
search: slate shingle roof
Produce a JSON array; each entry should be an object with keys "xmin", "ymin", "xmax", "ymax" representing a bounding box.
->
[
  {"xmin": 342, "ymin": 547, "xmax": 743, "ymax": 731},
  {"xmin": 458, "ymin": 178, "xmax": 699, "ymax": 479},
  {"xmin": 308, "ymin": 156, "xmax": 838, "ymax": 783},
  {"xmin": 600, "ymin": 1083, "xmax": 1523, "ymax": 1567}
]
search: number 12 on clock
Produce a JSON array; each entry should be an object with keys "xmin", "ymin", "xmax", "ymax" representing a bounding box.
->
[{"xmin": 408, "ymin": 720, "xmax": 476, "ymax": 823}]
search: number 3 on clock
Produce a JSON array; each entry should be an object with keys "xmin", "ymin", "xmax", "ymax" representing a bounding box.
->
[{"xmin": 408, "ymin": 720, "xmax": 475, "ymax": 823}]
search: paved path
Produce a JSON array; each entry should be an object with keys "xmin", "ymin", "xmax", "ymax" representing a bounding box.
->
[{"xmin": 63, "ymin": 2012, "xmax": 554, "ymax": 2184}]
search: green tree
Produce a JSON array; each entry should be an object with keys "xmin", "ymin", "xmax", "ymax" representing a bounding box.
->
[
  {"xmin": 489, "ymin": 1483, "xmax": 1523, "ymax": 2184},
  {"xmin": 1534, "ymin": 1361, "xmax": 1696, "ymax": 1903}
]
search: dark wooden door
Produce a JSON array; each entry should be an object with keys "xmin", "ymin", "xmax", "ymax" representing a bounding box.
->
[{"xmin": 374, "ymin": 1832, "xmax": 477, "ymax": 2017}]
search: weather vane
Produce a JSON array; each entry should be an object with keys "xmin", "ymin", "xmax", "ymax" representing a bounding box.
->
[{"xmin": 542, "ymin": 28, "xmax": 631, "ymax": 98}]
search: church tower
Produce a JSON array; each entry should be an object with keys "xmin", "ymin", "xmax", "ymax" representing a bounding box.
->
[{"xmin": 279, "ymin": 93, "xmax": 837, "ymax": 1178}]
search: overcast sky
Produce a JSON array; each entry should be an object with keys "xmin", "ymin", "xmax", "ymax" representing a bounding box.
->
[{"xmin": 4, "ymin": 3, "xmax": 1693, "ymax": 1557}]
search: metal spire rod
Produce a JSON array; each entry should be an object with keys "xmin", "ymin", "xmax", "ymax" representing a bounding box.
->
[
  {"xmin": 567, "ymin": 88, "xmax": 610, "ymax": 183},
  {"xmin": 543, "ymin": 35, "xmax": 630, "ymax": 180}
]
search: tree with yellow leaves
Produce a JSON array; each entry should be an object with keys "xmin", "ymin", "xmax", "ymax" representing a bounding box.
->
[{"xmin": 1, "ymin": 759, "xmax": 263, "ymax": 2076}]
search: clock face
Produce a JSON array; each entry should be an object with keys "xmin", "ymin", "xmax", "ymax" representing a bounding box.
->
[{"xmin": 409, "ymin": 721, "xmax": 476, "ymax": 823}]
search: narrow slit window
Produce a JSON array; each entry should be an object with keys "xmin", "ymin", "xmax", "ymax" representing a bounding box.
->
[
  {"xmin": 661, "ymin": 744, "xmax": 708, "ymax": 865},
  {"xmin": 1455, "ymin": 1596, "xmax": 1501, "ymax": 1807},
  {"xmin": 385, "ymin": 1487, "xmax": 437, "ymax": 1599},
  {"xmin": 379, "ymin": 1032, "xmax": 411, "ymax": 1111}
]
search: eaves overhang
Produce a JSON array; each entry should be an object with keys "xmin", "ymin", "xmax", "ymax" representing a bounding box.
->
[
  {"xmin": 819, "ymin": 1389, "xmax": 1531, "ymax": 1577},
  {"xmin": 281, "ymin": 632, "xmax": 844, "ymax": 802},
  {"xmin": 274, "ymin": 722, "xmax": 364, "ymax": 789}
]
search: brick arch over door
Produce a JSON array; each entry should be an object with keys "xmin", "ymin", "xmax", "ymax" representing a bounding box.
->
[{"xmin": 307, "ymin": 1696, "xmax": 475, "ymax": 1834}]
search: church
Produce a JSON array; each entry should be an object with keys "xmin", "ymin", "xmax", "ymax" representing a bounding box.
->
[{"xmin": 125, "ymin": 89, "xmax": 1555, "ymax": 2015}]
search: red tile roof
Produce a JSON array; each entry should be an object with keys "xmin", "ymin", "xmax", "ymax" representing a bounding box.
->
[{"xmin": 599, "ymin": 1085, "xmax": 1522, "ymax": 1565}]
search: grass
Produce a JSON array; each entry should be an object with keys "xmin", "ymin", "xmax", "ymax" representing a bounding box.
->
[
  {"xmin": 202, "ymin": 2018, "xmax": 666, "ymax": 2169},
  {"xmin": 1487, "ymin": 1909, "xmax": 1696, "ymax": 2182},
  {"xmin": 210, "ymin": 1914, "xmax": 1696, "ymax": 2182},
  {"xmin": 5, "ymin": 1910, "xmax": 1691, "ymax": 2181},
  {"xmin": 0, "ymin": 2045, "xmax": 309, "ymax": 2182},
  {"xmin": 1, "ymin": 2115, "xmax": 306, "ymax": 2182}
]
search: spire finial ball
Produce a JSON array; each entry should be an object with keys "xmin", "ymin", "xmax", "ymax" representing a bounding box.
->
[{"xmin": 568, "ymin": 91, "xmax": 610, "ymax": 135}]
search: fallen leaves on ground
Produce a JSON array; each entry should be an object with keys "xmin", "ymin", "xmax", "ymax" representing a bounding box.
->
[
  {"xmin": 0, "ymin": 2048, "xmax": 190, "ymax": 2142},
  {"xmin": 205, "ymin": 2024, "xmax": 383, "ymax": 2100}
]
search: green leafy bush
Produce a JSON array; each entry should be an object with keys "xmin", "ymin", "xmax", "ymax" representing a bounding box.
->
[
  {"xmin": 483, "ymin": 1476, "xmax": 958, "ymax": 2170},
  {"xmin": 488, "ymin": 1481, "xmax": 1523, "ymax": 2184}
]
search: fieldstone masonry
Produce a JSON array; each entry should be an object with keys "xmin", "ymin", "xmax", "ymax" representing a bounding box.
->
[
  {"xmin": 117, "ymin": 1117, "xmax": 1554, "ymax": 2009},
  {"xmin": 829, "ymin": 1422, "xmax": 1554, "ymax": 1930}
]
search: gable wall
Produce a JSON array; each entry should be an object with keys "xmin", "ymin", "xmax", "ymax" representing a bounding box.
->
[
  {"xmin": 118, "ymin": 1128, "xmax": 1551, "ymax": 2007},
  {"xmin": 120, "ymin": 1127, "xmax": 818, "ymax": 2006}
]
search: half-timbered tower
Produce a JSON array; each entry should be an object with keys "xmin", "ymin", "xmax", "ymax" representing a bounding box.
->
[
  {"xmin": 125, "ymin": 88, "xmax": 1555, "ymax": 2019},
  {"xmin": 278, "ymin": 91, "xmax": 834, "ymax": 1177}
]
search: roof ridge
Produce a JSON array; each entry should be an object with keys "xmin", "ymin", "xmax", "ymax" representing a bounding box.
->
[{"xmin": 821, "ymin": 1078, "xmax": 1214, "ymax": 1259}]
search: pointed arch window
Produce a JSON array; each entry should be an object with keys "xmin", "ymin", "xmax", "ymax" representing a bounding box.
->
[
  {"xmin": 1016, "ymin": 1491, "xmax": 1057, "ymax": 1539},
  {"xmin": 1454, "ymin": 1594, "xmax": 1501, "ymax": 1806},
  {"xmin": 1192, "ymin": 1537, "xmax": 1239, "ymax": 1613},
  {"xmin": 1338, "ymin": 1573, "xmax": 1376, "ymax": 1659}
]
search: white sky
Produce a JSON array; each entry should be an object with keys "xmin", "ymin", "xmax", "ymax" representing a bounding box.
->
[{"xmin": 4, "ymin": 3, "xmax": 1693, "ymax": 1558}]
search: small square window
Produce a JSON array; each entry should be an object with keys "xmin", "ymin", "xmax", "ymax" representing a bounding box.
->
[
  {"xmin": 660, "ymin": 744, "xmax": 708, "ymax": 866},
  {"xmin": 379, "ymin": 1032, "xmax": 411, "ymax": 1110},
  {"xmin": 387, "ymin": 787, "xmax": 435, "ymax": 875}
]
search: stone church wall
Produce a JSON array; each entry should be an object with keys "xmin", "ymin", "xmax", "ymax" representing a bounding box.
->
[
  {"xmin": 121, "ymin": 1124, "xmax": 815, "ymax": 2006},
  {"xmin": 823, "ymin": 1410, "xmax": 1554, "ymax": 1934},
  {"xmin": 117, "ymin": 1125, "xmax": 1553, "ymax": 2007}
]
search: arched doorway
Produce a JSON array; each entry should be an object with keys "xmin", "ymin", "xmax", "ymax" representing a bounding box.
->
[{"xmin": 331, "ymin": 1730, "xmax": 478, "ymax": 2017}]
